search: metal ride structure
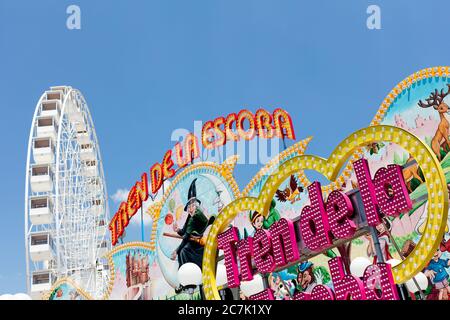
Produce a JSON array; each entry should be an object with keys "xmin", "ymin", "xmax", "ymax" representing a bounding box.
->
[{"xmin": 24, "ymin": 86, "xmax": 110, "ymax": 299}]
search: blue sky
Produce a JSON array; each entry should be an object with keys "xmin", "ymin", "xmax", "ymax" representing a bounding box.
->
[{"xmin": 1, "ymin": 0, "xmax": 450, "ymax": 294}]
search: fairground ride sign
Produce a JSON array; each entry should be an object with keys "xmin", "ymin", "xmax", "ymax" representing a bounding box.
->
[
  {"xmin": 109, "ymin": 108, "xmax": 296, "ymax": 246},
  {"xmin": 201, "ymin": 125, "xmax": 448, "ymax": 300}
]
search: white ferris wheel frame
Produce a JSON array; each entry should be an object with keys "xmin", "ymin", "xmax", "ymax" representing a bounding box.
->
[{"xmin": 24, "ymin": 86, "xmax": 110, "ymax": 299}]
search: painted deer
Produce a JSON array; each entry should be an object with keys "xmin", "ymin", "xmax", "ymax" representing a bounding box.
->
[
  {"xmin": 402, "ymin": 155, "xmax": 423, "ymax": 192},
  {"xmin": 418, "ymin": 84, "xmax": 450, "ymax": 160}
]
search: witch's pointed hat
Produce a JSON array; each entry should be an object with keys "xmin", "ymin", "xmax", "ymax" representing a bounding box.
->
[{"xmin": 184, "ymin": 178, "xmax": 201, "ymax": 211}]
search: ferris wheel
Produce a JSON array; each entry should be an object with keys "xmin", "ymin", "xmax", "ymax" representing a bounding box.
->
[{"xmin": 24, "ymin": 86, "xmax": 110, "ymax": 299}]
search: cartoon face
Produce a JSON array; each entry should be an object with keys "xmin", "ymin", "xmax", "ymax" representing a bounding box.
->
[
  {"xmin": 434, "ymin": 249, "xmax": 443, "ymax": 261},
  {"xmin": 253, "ymin": 216, "xmax": 264, "ymax": 230},
  {"xmin": 276, "ymin": 283, "xmax": 288, "ymax": 299},
  {"xmin": 376, "ymin": 223, "xmax": 387, "ymax": 234},
  {"xmin": 187, "ymin": 202, "xmax": 196, "ymax": 215},
  {"xmin": 438, "ymin": 102, "xmax": 449, "ymax": 114},
  {"xmin": 300, "ymin": 270, "xmax": 313, "ymax": 289}
]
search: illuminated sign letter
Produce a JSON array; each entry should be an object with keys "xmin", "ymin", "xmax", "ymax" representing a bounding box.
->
[
  {"xmin": 150, "ymin": 163, "xmax": 163, "ymax": 194},
  {"xmin": 174, "ymin": 142, "xmax": 187, "ymax": 168},
  {"xmin": 363, "ymin": 263, "xmax": 399, "ymax": 300},
  {"xmin": 299, "ymin": 182, "xmax": 332, "ymax": 251},
  {"xmin": 353, "ymin": 158, "xmax": 412, "ymax": 226},
  {"xmin": 294, "ymin": 285, "xmax": 335, "ymax": 300},
  {"xmin": 353, "ymin": 158, "xmax": 379, "ymax": 226},
  {"xmin": 237, "ymin": 110, "xmax": 256, "ymax": 141},
  {"xmin": 217, "ymin": 227, "xmax": 240, "ymax": 288},
  {"xmin": 268, "ymin": 218, "xmax": 299, "ymax": 267},
  {"xmin": 273, "ymin": 108, "xmax": 295, "ymax": 140},
  {"xmin": 119, "ymin": 202, "xmax": 130, "ymax": 228},
  {"xmin": 236, "ymin": 237, "xmax": 254, "ymax": 282},
  {"xmin": 109, "ymin": 214, "xmax": 119, "ymax": 246},
  {"xmin": 184, "ymin": 133, "xmax": 200, "ymax": 164},
  {"xmin": 213, "ymin": 117, "xmax": 226, "ymax": 147},
  {"xmin": 225, "ymin": 113, "xmax": 239, "ymax": 141},
  {"xmin": 249, "ymin": 289, "xmax": 274, "ymax": 301},
  {"xmin": 326, "ymin": 190, "xmax": 356, "ymax": 239},
  {"xmin": 329, "ymin": 257, "xmax": 366, "ymax": 300},
  {"xmin": 135, "ymin": 173, "xmax": 149, "ymax": 205},
  {"xmin": 255, "ymin": 109, "xmax": 274, "ymax": 139},
  {"xmin": 373, "ymin": 165, "xmax": 412, "ymax": 217},
  {"xmin": 162, "ymin": 150, "xmax": 175, "ymax": 179},
  {"xmin": 126, "ymin": 187, "xmax": 138, "ymax": 219},
  {"xmin": 253, "ymin": 229, "xmax": 275, "ymax": 274},
  {"xmin": 202, "ymin": 121, "xmax": 216, "ymax": 150}
]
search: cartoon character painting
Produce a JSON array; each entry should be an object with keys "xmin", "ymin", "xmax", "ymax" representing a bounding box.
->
[
  {"xmin": 243, "ymin": 200, "xmax": 282, "ymax": 238},
  {"xmin": 365, "ymin": 217, "xmax": 393, "ymax": 263},
  {"xmin": 424, "ymin": 248, "xmax": 450, "ymax": 300},
  {"xmin": 292, "ymin": 262, "xmax": 317, "ymax": 294},
  {"xmin": 417, "ymin": 85, "xmax": 450, "ymax": 161},
  {"xmin": 351, "ymin": 75, "xmax": 450, "ymax": 300},
  {"xmin": 170, "ymin": 179, "xmax": 215, "ymax": 269},
  {"xmin": 49, "ymin": 283, "xmax": 86, "ymax": 300},
  {"xmin": 263, "ymin": 200, "xmax": 281, "ymax": 229},
  {"xmin": 244, "ymin": 210, "xmax": 264, "ymax": 238},
  {"xmin": 268, "ymin": 273, "xmax": 294, "ymax": 300},
  {"xmin": 275, "ymin": 175, "xmax": 304, "ymax": 204}
]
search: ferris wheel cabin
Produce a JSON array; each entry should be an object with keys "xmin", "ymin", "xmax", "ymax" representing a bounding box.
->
[
  {"xmin": 32, "ymin": 138, "xmax": 55, "ymax": 164},
  {"xmin": 30, "ymin": 270, "xmax": 56, "ymax": 300},
  {"xmin": 87, "ymin": 177, "xmax": 101, "ymax": 192},
  {"xmin": 44, "ymin": 89, "xmax": 63, "ymax": 102},
  {"xmin": 29, "ymin": 232, "xmax": 55, "ymax": 262},
  {"xmin": 91, "ymin": 199, "xmax": 103, "ymax": 216},
  {"xmin": 29, "ymin": 196, "xmax": 53, "ymax": 225},
  {"xmin": 67, "ymin": 98, "xmax": 83, "ymax": 122},
  {"xmin": 83, "ymin": 160, "xmax": 98, "ymax": 177},
  {"xmin": 30, "ymin": 164, "xmax": 54, "ymax": 193},
  {"xmin": 36, "ymin": 116, "xmax": 58, "ymax": 141},
  {"xmin": 97, "ymin": 219, "xmax": 107, "ymax": 235},
  {"xmin": 40, "ymin": 100, "xmax": 61, "ymax": 122},
  {"xmin": 97, "ymin": 240, "xmax": 108, "ymax": 256},
  {"xmin": 76, "ymin": 130, "xmax": 90, "ymax": 145},
  {"xmin": 80, "ymin": 143, "xmax": 95, "ymax": 161}
]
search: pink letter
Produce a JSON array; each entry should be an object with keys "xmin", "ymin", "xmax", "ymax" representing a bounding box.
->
[
  {"xmin": 299, "ymin": 182, "xmax": 332, "ymax": 251},
  {"xmin": 253, "ymin": 229, "xmax": 276, "ymax": 274},
  {"xmin": 217, "ymin": 227, "xmax": 240, "ymax": 287},
  {"xmin": 293, "ymin": 285, "xmax": 335, "ymax": 300},
  {"xmin": 353, "ymin": 159, "xmax": 412, "ymax": 226},
  {"xmin": 326, "ymin": 190, "xmax": 356, "ymax": 239},
  {"xmin": 353, "ymin": 158, "xmax": 380, "ymax": 226},
  {"xmin": 329, "ymin": 257, "xmax": 366, "ymax": 300},
  {"xmin": 236, "ymin": 237, "xmax": 254, "ymax": 282},
  {"xmin": 249, "ymin": 289, "xmax": 274, "ymax": 301},
  {"xmin": 310, "ymin": 285, "xmax": 335, "ymax": 300},
  {"xmin": 363, "ymin": 263, "xmax": 399, "ymax": 300},
  {"xmin": 268, "ymin": 218, "xmax": 300, "ymax": 267},
  {"xmin": 373, "ymin": 165, "xmax": 412, "ymax": 217},
  {"xmin": 293, "ymin": 292, "xmax": 311, "ymax": 300}
]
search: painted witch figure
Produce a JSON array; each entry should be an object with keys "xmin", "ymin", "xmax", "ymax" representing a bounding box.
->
[{"xmin": 171, "ymin": 179, "xmax": 215, "ymax": 269}]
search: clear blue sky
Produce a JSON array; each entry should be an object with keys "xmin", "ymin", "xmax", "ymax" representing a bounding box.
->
[{"xmin": 1, "ymin": 0, "xmax": 450, "ymax": 294}]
